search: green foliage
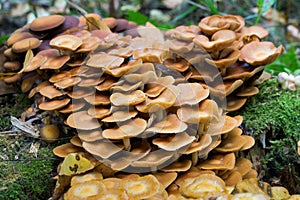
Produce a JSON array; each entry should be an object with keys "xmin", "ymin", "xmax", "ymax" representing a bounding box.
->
[
  {"xmin": 265, "ymin": 45, "xmax": 300, "ymax": 75},
  {"xmin": 0, "ymin": 35, "xmax": 9, "ymax": 45},
  {"xmin": 255, "ymin": 0, "xmax": 276, "ymax": 24},
  {"xmin": 234, "ymin": 78, "xmax": 300, "ymax": 175},
  {"xmin": 126, "ymin": 10, "xmax": 173, "ymax": 29},
  {"xmin": 0, "ymin": 160, "xmax": 55, "ymax": 200},
  {"xmin": 199, "ymin": 0, "xmax": 219, "ymax": 15}
]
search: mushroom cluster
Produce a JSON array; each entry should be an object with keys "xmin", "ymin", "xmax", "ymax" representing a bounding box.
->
[{"xmin": 2, "ymin": 13, "xmax": 286, "ymax": 199}]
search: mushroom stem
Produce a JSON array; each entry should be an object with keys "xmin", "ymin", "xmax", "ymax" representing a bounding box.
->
[
  {"xmin": 220, "ymin": 68, "xmax": 226, "ymax": 76},
  {"xmin": 123, "ymin": 138, "xmax": 131, "ymax": 151},
  {"xmin": 197, "ymin": 123, "xmax": 205, "ymax": 141},
  {"xmin": 192, "ymin": 152, "xmax": 198, "ymax": 166}
]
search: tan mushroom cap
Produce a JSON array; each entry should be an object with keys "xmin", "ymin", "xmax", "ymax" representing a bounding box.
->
[
  {"xmin": 86, "ymin": 52, "xmax": 125, "ymax": 69},
  {"xmin": 67, "ymin": 87, "xmax": 94, "ymax": 99},
  {"xmin": 123, "ymin": 63, "xmax": 158, "ymax": 84},
  {"xmin": 39, "ymin": 85, "xmax": 64, "ymax": 99},
  {"xmin": 87, "ymin": 106, "xmax": 111, "ymax": 119},
  {"xmin": 234, "ymin": 158, "xmax": 253, "ymax": 176},
  {"xmin": 50, "ymin": 34, "xmax": 83, "ymax": 51},
  {"xmin": 110, "ymin": 90, "xmax": 146, "ymax": 106},
  {"xmin": 70, "ymin": 171, "xmax": 103, "ymax": 186},
  {"xmin": 39, "ymin": 98, "xmax": 70, "ymax": 111},
  {"xmin": 66, "ymin": 110, "xmax": 101, "ymax": 130},
  {"xmin": 240, "ymin": 135, "xmax": 255, "ymax": 150},
  {"xmin": 12, "ymin": 38, "xmax": 41, "ymax": 53},
  {"xmin": 105, "ymin": 59, "xmax": 143, "ymax": 77},
  {"xmin": 240, "ymin": 41, "xmax": 284, "ymax": 66},
  {"xmin": 53, "ymin": 143, "xmax": 82, "ymax": 157},
  {"xmin": 70, "ymin": 135, "xmax": 83, "ymax": 147},
  {"xmin": 183, "ymin": 134, "xmax": 212, "ymax": 154},
  {"xmin": 162, "ymin": 160, "xmax": 192, "ymax": 172},
  {"xmin": 65, "ymin": 180, "xmax": 106, "ymax": 199},
  {"xmin": 82, "ymin": 140, "xmax": 124, "ymax": 159},
  {"xmin": 3, "ymin": 61, "xmax": 21, "ymax": 71},
  {"xmin": 241, "ymin": 25, "xmax": 269, "ymax": 39},
  {"xmin": 77, "ymin": 77, "xmax": 105, "ymax": 87},
  {"xmin": 236, "ymin": 86, "xmax": 259, "ymax": 97},
  {"xmin": 28, "ymin": 81, "xmax": 50, "ymax": 98},
  {"xmin": 214, "ymin": 135, "xmax": 246, "ymax": 152},
  {"xmin": 152, "ymin": 132, "xmax": 195, "ymax": 151},
  {"xmin": 166, "ymin": 39, "xmax": 194, "ymax": 53},
  {"xmin": 78, "ymin": 129, "xmax": 103, "ymax": 142},
  {"xmin": 198, "ymin": 152, "xmax": 236, "ymax": 170},
  {"xmin": 144, "ymin": 76, "xmax": 175, "ymax": 98},
  {"xmin": 121, "ymin": 174, "xmax": 162, "ymax": 199},
  {"xmin": 205, "ymin": 49, "xmax": 241, "ymax": 72},
  {"xmin": 95, "ymin": 77, "xmax": 118, "ymax": 91},
  {"xmin": 111, "ymin": 81, "xmax": 143, "ymax": 93},
  {"xmin": 226, "ymin": 96, "xmax": 247, "ymax": 112},
  {"xmin": 179, "ymin": 174, "xmax": 226, "ymax": 199},
  {"xmin": 30, "ymin": 15, "xmax": 65, "ymax": 31},
  {"xmin": 38, "ymin": 49, "xmax": 71, "ymax": 70},
  {"xmin": 102, "ymin": 110, "xmax": 138, "ymax": 122},
  {"xmin": 7, "ymin": 32, "xmax": 34, "ymax": 46},
  {"xmin": 84, "ymin": 93, "xmax": 110, "ymax": 105},
  {"xmin": 136, "ymin": 85, "xmax": 179, "ymax": 113},
  {"xmin": 59, "ymin": 101, "xmax": 85, "ymax": 113},
  {"xmin": 174, "ymin": 83, "xmax": 209, "ymax": 106},
  {"xmin": 152, "ymin": 172, "xmax": 177, "ymax": 189},
  {"xmin": 146, "ymin": 114, "xmax": 187, "ymax": 134},
  {"xmin": 131, "ymin": 150, "xmax": 173, "ymax": 168},
  {"xmin": 76, "ymin": 36, "xmax": 102, "ymax": 53},
  {"xmin": 177, "ymin": 99, "xmax": 219, "ymax": 124},
  {"xmin": 198, "ymin": 15, "xmax": 244, "ymax": 36},
  {"xmin": 102, "ymin": 118, "xmax": 147, "ymax": 140},
  {"xmin": 193, "ymin": 30, "xmax": 236, "ymax": 52},
  {"xmin": 224, "ymin": 63, "xmax": 265, "ymax": 81},
  {"xmin": 54, "ymin": 77, "xmax": 81, "ymax": 89},
  {"xmin": 223, "ymin": 170, "xmax": 242, "ymax": 186},
  {"xmin": 243, "ymin": 169, "xmax": 258, "ymax": 179},
  {"xmin": 49, "ymin": 71, "xmax": 71, "ymax": 83}
]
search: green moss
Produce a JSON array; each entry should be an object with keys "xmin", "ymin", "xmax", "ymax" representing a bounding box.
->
[{"xmin": 232, "ymin": 78, "xmax": 300, "ymax": 179}]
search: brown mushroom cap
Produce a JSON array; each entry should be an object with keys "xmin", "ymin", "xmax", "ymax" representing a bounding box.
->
[
  {"xmin": 53, "ymin": 143, "xmax": 82, "ymax": 157},
  {"xmin": 162, "ymin": 160, "xmax": 192, "ymax": 172},
  {"xmin": 110, "ymin": 90, "xmax": 146, "ymax": 106},
  {"xmin": 102, "ymin": 118, "xmax": 147, "ymax": 140},
  {"xmin": 183, "ymin": 134, "xmax": 212, "ymax": 154},
  {"xmin": 86, "ymin": 52, "xmax": 125, "ymax": 69},
  {"xmin": 239, "ymin": 41, "xmax": 284, "ymax": 66},
  {"xmin": 146, "ymin": 114, "xmax": 187, "ymax": 134},
  {"xmin": 38, "ymin": 49, "xmax": 70, "ymax": 70},
  {"xmin": 198, "ymin": 152, "xmax": 236, "ymax": 170},
  {"xmin": 7, "ymin": 32, "xmax": 34, "ymax": 46},
  {"xmin": 39, "ymin": 98, "xmax": 70, "ymax": 111},
  {"xmin": 78, "ymin": 129, "xmax": 103, "ymax": 142},
  {"xmin": 174, "ymin": 83, "xmax": 209, "ymax": 106},
  {"xmin": 102, "ymin": 110, "xmax": 138, "ymax": 122},
  {"xmin": 30, "ymin": 15, "xmax": 65, "ymax": 31},
  {"xmin": 12, "ymin": 38, "xmax": 41, "ymax": 53},
  {"xmin": 214, "ymin": 135, "xmax": 246, "ymax": 152},
  {"xmin": 59, "ymin": 100, "xmax": 85, "ymax": 113},
  {"xmin": 241, "ymin": 25, "xmax": 269, "ymax": 39},
  {"xmin": 236, "ymin": 86, "xmax": 259, "ymax": 97},
  {"xmin": 54, "ymin": 77, "xmax": 81, "ymax": 89},
  {"xmin": 84, "ymin": 93, "xmax": 110, "ymax": 105},
  {"xmin": 82, "ymin": 140, "xmax": 124, "ymax": 159},
  {"xmin": 226, "ymin": 96, "xmax": 247, "ymax": 112},
  {"xmin": 66, "ymin": 110, "xmax": 101, "ymax": 130},
  {"xmin": 39, "ymin": 85, "xmax": 64, "ymax": 99},
  {"xmin": 131, "ymin": 150, "xmax": 173, "ymax": 168},
  {"xmin": 152, "ymin": 132, "xmax": 195, "ymax": 151},
  {"xmin": 50, "ymin": 34, "xmax": 83, "ymax": 51}
]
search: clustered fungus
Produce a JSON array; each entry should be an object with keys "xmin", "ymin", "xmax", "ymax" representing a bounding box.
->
[
  {"xmin": 2, "ymin": 13, "xmax": 292, "ymax": 199},
  {"xmin": 277, "ymin": 72, "xmax": 300, "ymax": 91}
]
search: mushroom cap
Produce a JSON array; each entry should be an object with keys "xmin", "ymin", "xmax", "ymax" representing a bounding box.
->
[
  {"xmin": 179, "ymin": 174, "xmax": 226, "ymax": 199},
  {"xmin": 78, "ymin": 129, "xmax": 103, "ymax": 142},
  {"xmin": 40, "ymin": 124, "xmax": 60, "ymax": 143},
  {"xmin": 39, "ymin": 98, "xmax": 70, "ymax": 111},
  {"xmin": 7, "ymin": 32, "xmax": 34, "ymax": 46},
  {"xmin": 39, "ymin": 85, "xmax": 64, "ymax": 99},
  {"xmin": 30, "ymin": 15, "xmax": 65, "ymax": 31},
  {"xmin": 65, "ymin": 180, "xmax": 105, "ymax": 199},
  {"xmin": 102, "ymin": 118, "xmax": 147, "ymax": 140},
  {"xmin": 198, "ymin": 152, "xmax": 236, "ymax": 170},
  {"xmin": 121, "ymin": 174, "xmax": 162, "ymax": 199},
  {"xmin": 110, "ymin": 90, "xmax": 146, "ymax": 106},
  {"xmin": 131, "ymin": 150, "xmax": 173, "ymax": 168},
  {"xmin": 183, "ymin": 134, "xmax": 212, "ymax": 154},
  {"xmin": 102, "ymin": 110, "xmax": 138, "ymax": 123},
  {"xmin": 53, "ymin": 143, "xmax": 82, "ymax": 157},
  {"xmin": 193, "ymin": 29, "xmax": 236, "ymax": 52},
  {"xmin": 50, "ymin": 34, "xmax": 83, "ymax": 51},
  {"xmin": 146, "ymin": 114, "xmax": 187, "ymax": 134},
  {"xmin": 198, "ymin": 14, "xmax": 244, "ymax": 36},
  {"xmin": 38, "ymin": 49, "xmax": 71, "ymax": 70},
  {"xmin": 70, "ymin": 135, "xmax": 83, "ymax": 147},
  {"xmin": 152, "ymin": 132, "xmax": 195, "ymax": 151},
  {"xmin": 214, "ymin": 135, "xmax": 246, "ymax": 152},
  {"xmin": 174, "ymin": 83, "xmax": 209, "ymax": 106},
  {"xmin": 12, "ymin": 37, "xmax": 41, "ymax": 53},
  {"xmin": 241, "ymin": 25, "xmax": 269, "ymax": 39},
  {"xmin": 226, "ymin": 96, "xmax": 247, "ymax": 112},
  {"xmin": 59, "ymin": 100, "xmax": 85, "ymax": 113},
  {"xmin": 104, "ymin": 59, "xmax": 142, "ymax": 77},
  {"xmin": 162, "ymin": 160, "xmax": 192, "ymax": 172},
  {"xmin": 236, "ymin": 86, "xmax": 259, "ymax": 97},
  {"xmin": 84, "ymin": 93, "xmax": 110, "ymax": 105},
  {"xmin": 82, "ymin": 140, "xmax": 124, "ymax": 159},
  {"xmin": 153, "ymin": 172, "xmax": 177, "ymax": 189},
  {"xmin": 49, "ymin": 71, "xmax": 71, "ymax": 83},
  {"xmin": 240, "ymin": 135, "xmax": 255, "ymax": 150},
  {"xmin": 86, "ymin": 52, "xmax": 125, "ymax": 69},
  {"xmin": 66, "ymin": 110, "xmax": 101, "ymax": 130},
  {"xmin": 54, "ymin": 77, "xmax": 81, "ymax": 89},
  {"xmin": 144, "ymin": 76, "xmax": 175, "ymax": 98},
  {"xmin": 67, "ymin": 87, "xmax": 94, "ymax": 99},
  {"xmin": 240, "ymin": 41, "xmax": 284, "ymax": 66},
  {"xmin": 70, "ymin": 171, "xmax": 103, "ymax": 186},
  {"xmin": 223, "ymin": 170, "xmax": 242, "ymax": 186}
]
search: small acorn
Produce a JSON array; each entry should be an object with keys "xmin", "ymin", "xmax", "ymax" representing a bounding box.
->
[{"xmin": 40, "ymin": 124, "xmax": 60, "ymax": 143}]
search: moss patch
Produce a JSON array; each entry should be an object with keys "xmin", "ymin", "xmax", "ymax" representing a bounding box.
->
[{"xmin": 232, "ymin": 78, "xmax": 300, "ymax": 192}]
